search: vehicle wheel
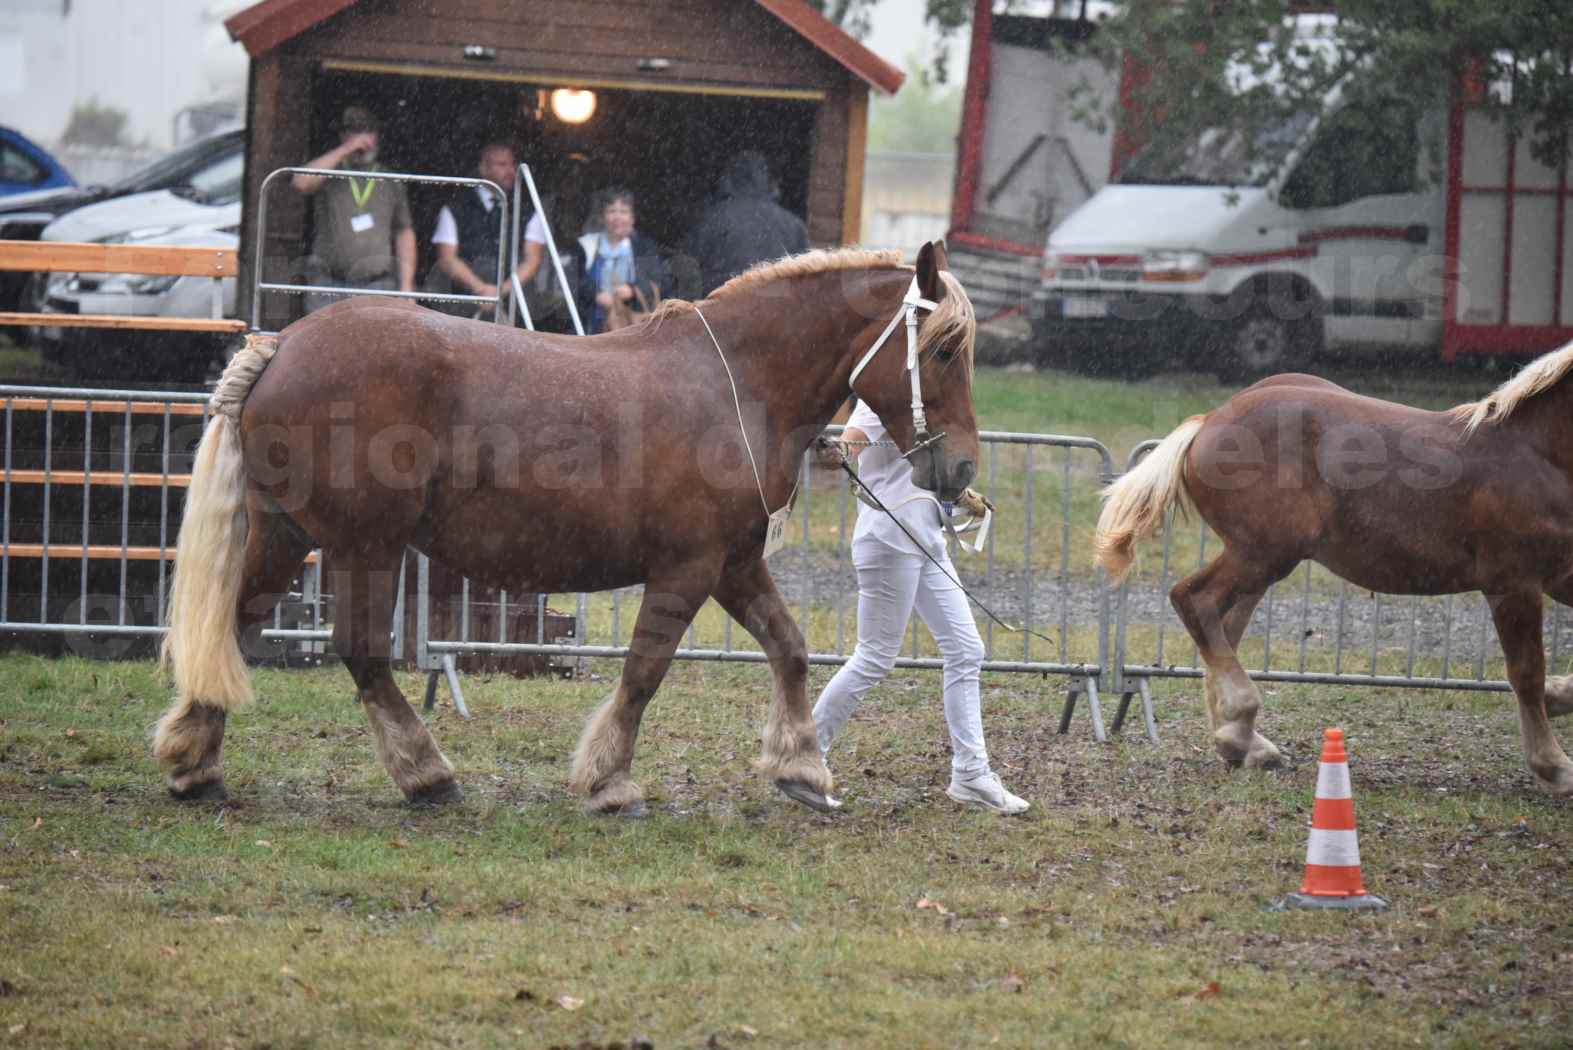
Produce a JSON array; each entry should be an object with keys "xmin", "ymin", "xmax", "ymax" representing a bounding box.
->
[
  {"xmin": 1214, "ymin": 294, "xmax": 1318, "ymax": 383},
  {"xmin": 1029, "ymin": 316, "xmax": 1070, "ymax": 371}
]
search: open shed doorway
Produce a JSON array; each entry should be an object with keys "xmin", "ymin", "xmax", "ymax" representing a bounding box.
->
[{"xmin": 307, "ymin": 68, "xmax": 819, "ymax": 294}]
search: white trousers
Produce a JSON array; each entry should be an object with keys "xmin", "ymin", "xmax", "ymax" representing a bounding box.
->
[{"xmin": 812, "ymin": 534, "xmax": 990, "ymax": 777}]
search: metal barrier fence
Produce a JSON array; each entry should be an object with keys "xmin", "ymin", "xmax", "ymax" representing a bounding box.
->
[
  {"xmin": 1110, "ymin": 440, "xmax": 1540, "ymax": 705},
  {"xmin": 411, "ymin": 428, "xmax": 1119, "ymax": 732},
  {"xmin": 0, "ymin": 384, "xmax": 331, "ymax": 655},
  {"xmin": 2, "ymin": 388, "xmax": 1560, "ymax": 742}
]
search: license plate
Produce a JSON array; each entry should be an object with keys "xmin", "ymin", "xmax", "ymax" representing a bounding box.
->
[{"xmin": 1061, "ymin": 296, "xmax": 1109, "ymax": 319}]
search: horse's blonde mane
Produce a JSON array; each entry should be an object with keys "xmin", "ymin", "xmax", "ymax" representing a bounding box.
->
[
  {"xmin": 624, "ymin": 248, "xmax": 975, "ymax": 372},
  {"xmin": 1451, "ymin": 339, "xmax": 1573, "ymax": 436},
  {"xmin": 925, "ymin": 269, "xmax": 976, "ymax": 377},
  {"xmin": 711, "ymin": 248, "xmax": 905, "ymax": 299}
]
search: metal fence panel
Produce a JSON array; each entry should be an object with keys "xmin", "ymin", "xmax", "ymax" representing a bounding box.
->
[
  {"xmin": 417, "ymin": 430, "xmax": 1118, "ymax": 683},
  {"xmin": 0, "ymin": 385, "xmax": 329, "ymax": 656}
]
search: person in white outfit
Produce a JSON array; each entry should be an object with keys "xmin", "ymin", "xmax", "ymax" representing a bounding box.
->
[{"xmin": 813, "ymin": 399, "xmax": 1029, "ymax": 814}]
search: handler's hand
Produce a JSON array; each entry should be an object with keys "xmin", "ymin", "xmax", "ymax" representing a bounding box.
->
[
  {"xmin": 957, "ymin": 487, "xmax": 995, "ymax": 516},
  {"xmin": 813, "ymin": 436, "xmax": 849, "ymax": 470}
]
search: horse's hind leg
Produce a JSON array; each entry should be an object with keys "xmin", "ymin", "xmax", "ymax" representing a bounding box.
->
[
  {"xmin": 570, "ymin": 569, "xmax": 714, "ymax": 815},
  {"xmin": 330, "ymin": 546, "xmax": 460, "ymax": 804},
  {"xmin": 1542, "ymin": 585, "xmax": 1573, "ymax": 717},
  {"xmin": 712, "ymin": 557, "xmax": 834, "ymax": 810},
  {"xmin": 1492, "ymin": 588, "xmax": 1573, "ymax": 795},
  {"xmin": 1200, "ymin": 590, "xmax": 1273, "ymax": 753},
  {"xmin": 156, "ymin": 491, "xmax": 309, "ymax": 800},
  {"xmin": 1172, "ymin": 550, "xmax": 1289, "ymax": 769}
]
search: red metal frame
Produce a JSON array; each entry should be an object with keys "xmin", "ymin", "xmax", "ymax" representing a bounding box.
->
[
  {"xmin": 948, "ymin": 229, "xmax": 1042, "ymax": 259},
  {"xmin": 1442, "ymin": 94, "xmax": 1573, "ymax": 359},
  {"xmin": 949, "ymin": 0, "xmax": 993, "ymax": 235}
]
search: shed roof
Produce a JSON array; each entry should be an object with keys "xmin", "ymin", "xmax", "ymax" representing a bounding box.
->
[{"xmin": 224, "ymin": 0, "xmax": 905, "ymax": 94}]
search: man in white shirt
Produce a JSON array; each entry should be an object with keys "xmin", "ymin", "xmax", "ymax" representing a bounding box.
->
[{"xmin": 429, "ymin": 141, "xmax": 552, "ymax": 315}]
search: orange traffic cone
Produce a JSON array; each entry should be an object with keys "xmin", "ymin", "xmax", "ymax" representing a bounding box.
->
[{"xmin": 1283, "ymin": 728, "xmax": 1388, "ymax": 911}]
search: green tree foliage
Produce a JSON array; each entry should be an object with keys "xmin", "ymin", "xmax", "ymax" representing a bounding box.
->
[
  {"xmin": 920, "ymin": 1, "xmax": 1571, "ymax": 171},
  {"xmin": 805, "ymin": 0, "xmax": 880, "ymax": 39},
  {"xmin": 60, "ymin": 99, "xmax": 132, "ymax": 149},
  {"xmin": 869, "ymin": 56, "xmax": 965, "ymax": 153},
  {"xmin": 1102, "ymin": 2, "xmax": 1570, "ymax": 171}
]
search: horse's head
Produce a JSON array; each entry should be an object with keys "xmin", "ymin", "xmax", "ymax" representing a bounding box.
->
[{"xmin": 851, "ymin": 241, "xmax": 981, "ymax": 501}]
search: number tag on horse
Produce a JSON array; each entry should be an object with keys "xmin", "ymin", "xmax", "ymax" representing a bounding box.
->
[{"xmin": 763, "ymin": 505, "xmax": 791, "ymax": 559}]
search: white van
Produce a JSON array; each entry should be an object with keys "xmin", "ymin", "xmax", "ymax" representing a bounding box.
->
[{"xmin": 1031, "ymin": 82, "xmax": 1445, "ymax": 379}]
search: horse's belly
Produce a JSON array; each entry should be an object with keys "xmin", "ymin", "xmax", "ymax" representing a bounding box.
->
[{"xmin": 417, "ymin": 535, "xmax": 642, "ymax": 595}]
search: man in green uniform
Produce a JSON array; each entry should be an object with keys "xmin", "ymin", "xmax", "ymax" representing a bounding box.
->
[{"xmin": 291, "ymin": 104, "xmax": 416, "ymax": 313}]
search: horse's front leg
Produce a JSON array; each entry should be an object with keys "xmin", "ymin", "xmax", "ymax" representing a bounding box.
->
[
  {"xmin": 712, "ymin": 556, "xmax": 836, "ymax": 811},
  {"xmin": 569, "ymin": 569, "xmax": 716, "ymax": 815},
  {"xmin": 1492, "ymin": 588, "xmax": 1573, "ymax": 794}
]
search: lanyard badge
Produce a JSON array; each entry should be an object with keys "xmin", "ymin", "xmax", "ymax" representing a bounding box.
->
[{"xmin": 348, "ymin": 176, "xmax": 375, "ymax": 210}]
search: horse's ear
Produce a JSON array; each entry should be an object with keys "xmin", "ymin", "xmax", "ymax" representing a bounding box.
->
[{"xmin": 915, "ymin": 241, "xmax": 944, "ymax": 302}]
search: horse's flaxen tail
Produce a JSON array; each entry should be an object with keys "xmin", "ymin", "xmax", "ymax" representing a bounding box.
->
[
  {"xmin": 1094, "ymin": 415, "xmax": 1206, "ymax": 584},
  {"xmin": 158, "ymin": 333, "xmax": 279, "ymax": 719}
]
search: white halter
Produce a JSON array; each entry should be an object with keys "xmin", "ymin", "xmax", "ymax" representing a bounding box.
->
[{"xmin": 847, "ymin": 276, "xmax": 941, "ymax": 439}]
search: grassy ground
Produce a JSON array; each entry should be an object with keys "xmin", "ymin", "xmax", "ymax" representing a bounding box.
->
[{"xmin": 4, "ymin": 654, "xmax": 1573, "ymax": 1048}]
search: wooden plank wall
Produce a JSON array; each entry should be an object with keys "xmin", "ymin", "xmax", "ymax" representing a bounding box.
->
[
  {"xmin": 241, "ymin": 52, "xmax": 314, "ymax": 330},
  {"xmin": 301, "ymin": 0, "xmax": 848, "ymax": 93}
]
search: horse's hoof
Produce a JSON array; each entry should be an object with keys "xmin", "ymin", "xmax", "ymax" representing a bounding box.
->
[
  {"xmin": 1244, "ymin": 748, "xmax": 1285, "ymax": 770},
  {"xmin": 169, "ymin": 779, "xmax": 228, "ymax": 803},
  {"xmin": 590, "ymin": 798, "xmax": 647, "ymax": 819},
  {"xmin": 775, "ymin": 779, "xmax": 843, "ymax": 813},
  {"xmin": 1536, "ymin": 767, "xmax": 1573, "ymax": 797},
  {"xmin": 408, "ymin": 780, "xmax": 465, "ymax": 806}
]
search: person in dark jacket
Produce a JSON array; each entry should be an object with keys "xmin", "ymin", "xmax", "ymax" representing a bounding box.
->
[
  {"xmin": 685, "ymin": 151, "xmax": 810, "ymax": 296},
  {"xmin": 575, "ymin": 188, "xmax": 669, "ymax": 333}
]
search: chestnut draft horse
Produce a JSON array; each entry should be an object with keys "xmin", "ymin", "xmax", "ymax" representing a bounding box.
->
[
  {"xmin": 1096, "ymin": 343, "xmax": 1573, "ymax": 795},
  {"xmin": 155, "ymin": 243, "xmax": 979, "ymax": 814}
]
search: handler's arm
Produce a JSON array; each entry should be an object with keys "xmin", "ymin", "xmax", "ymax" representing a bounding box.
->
[
  {"xmin": 395, "ymin": 228, "xmax": 416, "ymax": 293},
  {"xmin": 435, "ymin": 243, "xmax": 496, "ymax": 297}
]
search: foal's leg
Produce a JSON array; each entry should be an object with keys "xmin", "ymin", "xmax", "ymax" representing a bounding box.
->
[
  {"xmin": 331, "ymin": 547, "xmax": 461, "ymax": 804},
  {"xmin": 569, "ymin": 570, "xmax": 715, "ymax": 815},
  {"xmin": 155, "ymin": 492, "xmax": 309, "ymax": 800},
  {"xmin": 1171, "ymin": 550, "xmax": 1286, "ymax": 769},
  {"xmin": 1490, "ymin": 588, "xmax": 1573, "ymax": 795},
  {"xmin": 711, "ymin": 556, "xmax": 835, "ymax": 809}
]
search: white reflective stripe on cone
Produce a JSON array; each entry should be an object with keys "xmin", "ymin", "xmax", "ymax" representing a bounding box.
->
[
  {"xmin": 1315, "ymin": 761, "xmax": 1352, "ymax": 800},
  {"xmin": 1305, "ymin": 828, "xmax": 1362, "ymax": 867}
]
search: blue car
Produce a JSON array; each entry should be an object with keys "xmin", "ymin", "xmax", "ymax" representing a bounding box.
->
[{"xmin": 0, "ymin": 126, "xmax": 75, "ymax": 202}]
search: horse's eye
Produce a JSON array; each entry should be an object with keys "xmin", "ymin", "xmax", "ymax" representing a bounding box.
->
[{"xmin": 935, "ymin": 348, "xmax": 956, "ymax": 364}]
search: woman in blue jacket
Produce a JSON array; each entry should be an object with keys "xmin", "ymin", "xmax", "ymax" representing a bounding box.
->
[{"xmin": 575, "ymin": 188, "xmax": 669, "ymax": 333}]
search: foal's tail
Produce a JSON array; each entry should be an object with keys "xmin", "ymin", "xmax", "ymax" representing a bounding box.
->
[
  {"xmin": 1094, "ymin": 415, "xmax": 1205, "ymax": 583},
  {"xmin": 160, "ymin": 333, "xmax": 279, "ymax": 711}
]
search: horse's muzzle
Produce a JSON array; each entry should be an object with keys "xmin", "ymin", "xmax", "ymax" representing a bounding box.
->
[{"xmin": 941, "ymin": 458, "xmax": 976, "ymax": 502}]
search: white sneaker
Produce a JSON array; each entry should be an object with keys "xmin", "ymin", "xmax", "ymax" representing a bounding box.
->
[{"xmin": 946, "ymin": 771, "xmax": 1030, "ymax": 815}]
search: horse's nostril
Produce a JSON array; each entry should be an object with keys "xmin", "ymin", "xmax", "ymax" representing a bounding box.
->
[{"xmin": 955, "ymin": 459, "xmax": 977, "ymax": 489}]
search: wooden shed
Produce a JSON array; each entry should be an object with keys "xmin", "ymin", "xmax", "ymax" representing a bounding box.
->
[{"xmin": 224, "ymin": 0, "xmax": 903, "ymax": 328}]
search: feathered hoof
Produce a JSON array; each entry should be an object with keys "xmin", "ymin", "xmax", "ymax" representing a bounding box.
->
[
  {"xmin": 169, "ymin": 778, "xmax": 228, "ymax": 803},
  {"xmin": 583, "ymin": 775, "xmax": 645, "ymax": 817},
  {"xmin": 407, "ymin": 779, "xmax": 465, "ymax": 807},
  {"xmin": 1534, "ymin": 764, "xmax": 1573, "ymax": 797},
  {"xmin": 774, "ymin": 779, "xmax": 843, "ymax": 813}
]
